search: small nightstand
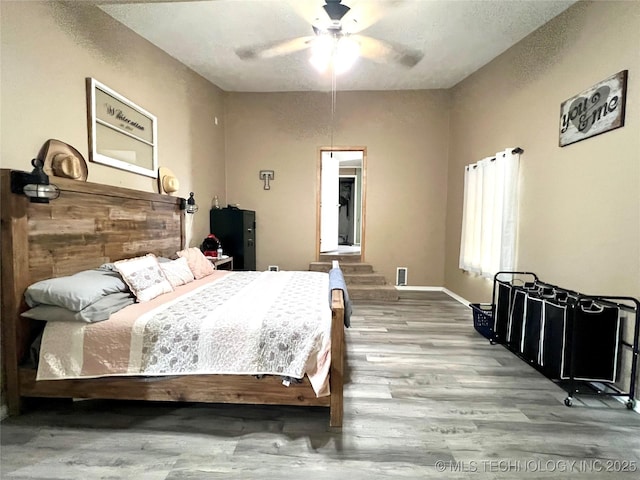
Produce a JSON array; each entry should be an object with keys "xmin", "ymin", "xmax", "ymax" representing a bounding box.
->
[{"xmin": 207, "ymin": 256, "xmax": 233, "ymax": 270}]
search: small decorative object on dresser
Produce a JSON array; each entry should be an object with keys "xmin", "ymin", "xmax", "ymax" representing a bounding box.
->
[{"xmin": 201, "ymin": 233, "xmax": 221, "ymax": 257}]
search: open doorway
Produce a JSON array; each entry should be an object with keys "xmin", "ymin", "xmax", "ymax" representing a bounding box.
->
[
  {"xmin": 339, "ymin": 176, "xmax": 356, "ymax": 246},
  {"xmin": 317, "ymin": 148, "xmax": 366, "ymax": 259}
]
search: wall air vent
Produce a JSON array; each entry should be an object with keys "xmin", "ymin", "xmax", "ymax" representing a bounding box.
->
[
  {"xmin": 396, "ymin": 267, "xmax": 407, "ymax": 286},
  {"xmin": 268, "ymin": 265, "xmax": 279, "ymax": 272}
]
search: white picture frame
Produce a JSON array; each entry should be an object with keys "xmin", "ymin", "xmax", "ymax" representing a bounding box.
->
[{"xmin": 86, "ymin": 78, "xmax": 158, "ymax": 177}]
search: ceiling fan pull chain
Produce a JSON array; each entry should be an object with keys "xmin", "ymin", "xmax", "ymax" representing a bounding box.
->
[{"xmin": 330, "ymin": 64, "xmax": 337, "ymax": 154}]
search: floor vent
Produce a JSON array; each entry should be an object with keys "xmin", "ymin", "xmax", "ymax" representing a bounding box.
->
[
  {"xmin": 396, "ymin": 267, "xmax": 407, "ymax": 286},
  {"xmin": 268, "ymin": 265, "xmax": 279, "ymax": 272}
]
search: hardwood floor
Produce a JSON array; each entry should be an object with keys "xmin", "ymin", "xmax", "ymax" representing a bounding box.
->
[{"xmin": 2, "ymin": 293, "xmax": 639, "ymax": 479}]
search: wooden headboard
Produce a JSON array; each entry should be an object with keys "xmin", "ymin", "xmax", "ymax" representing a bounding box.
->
[{"xmin": 0, "ymin": 169, "xmax": 185, "ymax": 387}]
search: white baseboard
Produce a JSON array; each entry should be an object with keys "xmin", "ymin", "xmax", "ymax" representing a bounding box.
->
[
  {"xmin": 442, "ymin": 288, "xmax": 471, "ymax": 307},
  {"xmin": 395, "ymin": 286, "xmax": 443, "ymax": 291},
  {"xmin": 395, "ymin": 285, "xmax": 470, "ymax": 307}
]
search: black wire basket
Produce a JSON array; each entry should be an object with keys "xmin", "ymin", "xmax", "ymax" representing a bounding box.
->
[{"xmin": 470, "ymin": 303, "xmax": 494, "ymax": 340}]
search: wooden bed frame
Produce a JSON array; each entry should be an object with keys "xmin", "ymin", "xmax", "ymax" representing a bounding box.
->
[{"xmin": 0, "ymin": 169, "xmax": 345, "ymax": 427}]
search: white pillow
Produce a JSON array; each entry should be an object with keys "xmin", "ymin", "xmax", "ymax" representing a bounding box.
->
[
  {"xmin": 159, "ymin": 257, "xmax": 195, "ymax": 288},
  {"xmin": 114, "ymin": 254, "xmax": 173, "ymax": 302}
]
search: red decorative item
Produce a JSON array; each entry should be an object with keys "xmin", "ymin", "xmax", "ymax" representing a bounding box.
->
[{"xmin": 202, "ymin": 233, "xmax": 220, "ymax": 257}]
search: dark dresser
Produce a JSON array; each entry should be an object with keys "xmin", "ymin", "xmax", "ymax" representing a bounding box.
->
[{"xmin": 209, "ymin": 208, "xmax": 256, "ymax": 270}]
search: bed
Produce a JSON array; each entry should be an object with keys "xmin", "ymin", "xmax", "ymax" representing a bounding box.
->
[{"xmin": 0, "ymin": 170, "xmax": 346, "ymax": 427}]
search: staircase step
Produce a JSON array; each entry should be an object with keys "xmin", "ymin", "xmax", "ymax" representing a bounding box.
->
[
  {"xmin": 343, "ymin": 273, "xmax": 387, "ymax": 285},
  {"xmin": 319, "ymin": 254, "xmax": 362, "ymax": 263},
  {"xmin": 309, "ymin": 262, "xmax": 374, "ymax": 274},
  {"xmin": 348, "ymin": 285, "xmax": 399, "ymax": 301}
]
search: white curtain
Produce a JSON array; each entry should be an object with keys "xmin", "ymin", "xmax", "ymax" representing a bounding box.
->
[{"xmin": 459, "ymin": 148, "xmax": 520, "ymax": 278}]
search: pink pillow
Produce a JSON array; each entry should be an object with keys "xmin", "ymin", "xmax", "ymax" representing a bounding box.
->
[{"xmin": 176, "ymin": 247, "xmax": 215, "ymax": 279}]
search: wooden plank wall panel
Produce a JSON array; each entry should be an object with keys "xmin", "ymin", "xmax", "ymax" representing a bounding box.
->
[
  {"xmin": 1, "ymin": 170, "xmax": 184, "ymax": 376},
  {"xmin": 23, "ymin": 186, "xmax": 183, "ymax": 286}
]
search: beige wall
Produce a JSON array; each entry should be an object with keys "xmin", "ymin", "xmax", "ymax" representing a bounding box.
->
[
  {"xmin": 0, "ymin": 0, "xmax": 226, "ymax": 247},
  {"xmin": 445, "ymin": 0, "xmax": 640, "ymax": 303},
  {"xmin": 224, "ymin": 90, "xmax": 450, "ymax": 284}
]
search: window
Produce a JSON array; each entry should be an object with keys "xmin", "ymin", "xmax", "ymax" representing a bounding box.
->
[{"xmin": 459, "ymin": 148, "xmax": 521, "ymax": 278}]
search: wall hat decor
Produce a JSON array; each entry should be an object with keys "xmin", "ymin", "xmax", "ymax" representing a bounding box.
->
[
  {"xmin": 38, "ymin": 139, "xmax": 88, "ymax": 181},
  {"xmin": 157, "ymin": 166, "xmax": 180, "ymax": 195},
  {"xmin": 559, "ymin": 70, "xmax": 627, "ymax": 147},
  {"xmin": 87, "ymin": 77, "xmax": 158, "ymax": 177}
]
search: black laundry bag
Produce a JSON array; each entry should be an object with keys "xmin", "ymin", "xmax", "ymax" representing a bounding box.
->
[
  {"xmin": 493, "ymin": 280, "xmax": 513, "ymax": 344},
  {"xmin": 540, "ymin": 294, "xmax": 571, "ymax": 379},
  {"xmin": 506, "ymin": 283, "xmax": 538, "ymax": 353},
  {"xmin": 563, "ymin": 301, "xmax": 620, "ymax": 382},
  {"xmin": 522, "ymin": 292, "xmax": 545, "ymax": 364}
]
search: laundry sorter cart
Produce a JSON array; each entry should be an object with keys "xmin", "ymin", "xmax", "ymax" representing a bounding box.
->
[
  {"xmin": 471, "ymin": 271, "xmax": 639, "ymax": 410},
  {"xmin": 471, "ymin": 271, "xmax": 540, "ymax": 347}
]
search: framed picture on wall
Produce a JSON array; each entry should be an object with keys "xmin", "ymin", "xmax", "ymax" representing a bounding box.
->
[
  {"xmin": 86, "ymin": 78, "xmax": 158, "ymax": 177},
  {"xmin": 559, "ymin": 70, "xmax": 627, "ymax": 147}
]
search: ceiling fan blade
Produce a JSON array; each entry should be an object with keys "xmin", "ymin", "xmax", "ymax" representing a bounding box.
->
[
  {"xmin": 341, "ymin": 0, "xmax": 406, "ymax": 34},
  {"xmin": 236, "ymin": 36, "xmax": 315, "ymax": 60},
  {"xmin": 288, "ymin": 1, "xmax": 331, "ymax": 30},
  {"xmin": 356, "ymin": 35, "xmax": 423, "ymax": 68}
]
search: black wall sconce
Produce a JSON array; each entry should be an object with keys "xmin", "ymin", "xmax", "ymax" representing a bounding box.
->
[
  {"xmin": 180, "ymin": 192, "xmax": 199, "ymax": 214},
  {"xmin": 10, "ymin": 158, "xmax": 60, "ymax": 203}
]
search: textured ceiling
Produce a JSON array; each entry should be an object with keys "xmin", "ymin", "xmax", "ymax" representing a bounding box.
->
[{"xmin": 97, "ymin": 0, "xmax": 577, "ymax": 92}]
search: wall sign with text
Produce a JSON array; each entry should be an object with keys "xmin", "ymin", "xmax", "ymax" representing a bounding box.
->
[
  {"xmin": 559, "ymin": 70, "xmax": 627, "ymax": 147},
  {"xmin": 87, "ymin": 78, "xmax": 158, "ymax": 177}
]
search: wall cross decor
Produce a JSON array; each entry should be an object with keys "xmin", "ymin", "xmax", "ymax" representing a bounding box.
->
[{"xmin": 259, "ymin": 170, "xmax": 274, "ymax": 190}]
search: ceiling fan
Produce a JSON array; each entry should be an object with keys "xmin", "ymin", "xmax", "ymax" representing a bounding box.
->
[{"xmin": 235, "ymin": 0, "xmax": 423, "ymax": 72}]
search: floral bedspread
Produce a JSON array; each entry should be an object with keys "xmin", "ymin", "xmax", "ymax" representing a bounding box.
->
[{"xmin": 37, "ymin": 271, "xmax": 333, "ymax": 396}]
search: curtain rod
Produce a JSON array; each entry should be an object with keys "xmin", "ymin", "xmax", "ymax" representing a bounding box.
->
[
  {"xmin": 490, "ymin": 147, "xmax": 524, "ymax": 162},
  {"xmin": 468, "ymin": 147, "xmax": 524, "ymax": 169}
]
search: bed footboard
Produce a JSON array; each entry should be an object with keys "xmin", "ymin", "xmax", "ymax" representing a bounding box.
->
[{"xmin": 330, "ymin": 288, "xmax": 346, "ymax": 427}]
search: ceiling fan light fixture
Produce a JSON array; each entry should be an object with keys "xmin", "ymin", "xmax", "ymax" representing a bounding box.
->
[
  {"xmin": 334, "ymin": 37, "xmax": 359, "ymax": 74},
  {"xmin": 309, "ymin": 35, "xmax": 334, "ymax": 73},
  {"xmin": 309, "ymin": 35, "xmax": 359, "ymax": 75}
]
